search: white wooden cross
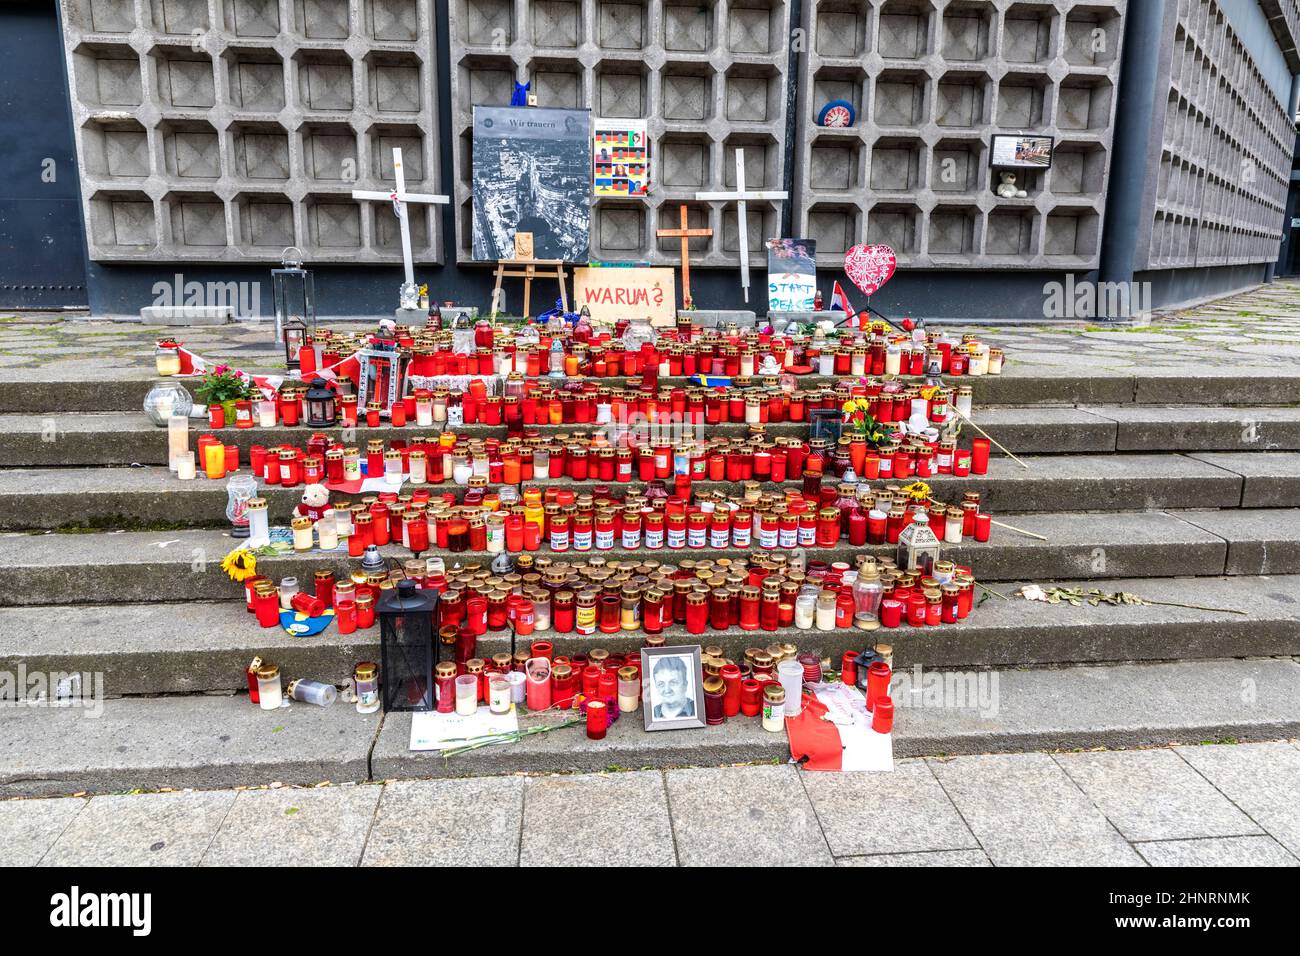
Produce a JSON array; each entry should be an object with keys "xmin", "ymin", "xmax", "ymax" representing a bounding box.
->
[
  {"xmin": 695, "ymin": 148, "xmax": 789, "ymax": 302},
  {"xmin": 351, "ymin": 148, "xmax": 449, "ymax": 296}
]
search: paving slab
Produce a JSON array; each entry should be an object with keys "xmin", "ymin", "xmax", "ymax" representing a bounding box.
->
[
  {"xmin": 800, "ymin": 759, "xmax": 978, "ymax": 857},
  {"xmin": 926, "ymin": 753, "xmax": 1146, "ymax": 867},
  {"xmin": 520, "ymin": 772, "xmax": 675, "ymax": 867},
  {"xmin": 200, "ymin": 786, "xmax": 382, "ymax": 867},
  {"xmin": 1177, "ymin": 742, "xmax": 1300, "ymax": 858},
  {"xmin": 0, "ymin": 695, "xmax": 379, "ymax": 797},
  {"xmin": 1135, "ymin": 836, "xmax": 1299, "ymax": 867},
  {"xmin": 836, "ymin": 849, "xmax": 992, "ymax": 866},
  {"xmin": 1054, "ymin": 749, "xmax": 1261, "ymax": 842},
  {"xmin": 665, "ymin": 765, "xmax": 833, "ymax": 867},
  {"xmin": 41, "ymin": 791, "xmax": 235, "ymax": 866},
  {"xmin": 362, "ymin": 777, "xmax": 524, "ymax": 867},
  {"xmin": 0, "ymin": 797, "xmax": 86, "ymax": 865},
  {"xmin": 1171, "ymin": 509, "xmax": 1300, "ymax": 574},
  {"xmin": 1187, "ymin": 453, "xmax": 1300, "ymax": 507}
]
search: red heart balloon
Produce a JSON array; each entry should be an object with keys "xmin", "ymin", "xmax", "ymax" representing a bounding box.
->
[{"xmin": 844, "ymin": 244, "xmax": 897, "ymax": 297}]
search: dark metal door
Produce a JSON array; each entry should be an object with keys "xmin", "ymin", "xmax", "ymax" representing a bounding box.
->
[{"xmin": 0, "ymin": 2, "xmax": 88, "ymax": 309}]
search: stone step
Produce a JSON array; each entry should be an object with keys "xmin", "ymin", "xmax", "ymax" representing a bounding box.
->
[
  {"xmin": 3, "ymin": 576, "xmax": 1296, "ymax": 696},
  {"xmin": 4, "ymin": 370, "xmax": 1300, "ymax": 414},
  {"xmin": 1, "ymin": 454, "xmax": 1284, "ymax": 530},
  {"xmin": 0, "ymin": 408, "xmax": 1112, "ymax": 465},
  {"xmin": 11, "ymin": 406, "xmax": 1300, "ymax": 467},
  {"xmin": 5, "ymin": 657, "xmax": 1299, "ymax": 796},
  {"xmin": 4, "ymin": 511, "xmax": 1291, "ymax": 607}
]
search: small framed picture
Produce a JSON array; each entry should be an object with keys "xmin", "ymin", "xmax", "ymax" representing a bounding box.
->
[
  {"xmin": 990, "ymin": 134, "xmax": 1055, "ymax": 169},
  {"xmin": 641, "ymin": 645, "xmax": 706, "ymax": 732}
]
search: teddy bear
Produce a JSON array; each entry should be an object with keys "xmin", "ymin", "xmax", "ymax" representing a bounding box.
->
[
  {"xmin": 293, "ymin": 483, "xmax": 331, "ymax": 523},
  {"xmin": 996, "ymin": 171, "xmax": 1028, "ymax": 199}
]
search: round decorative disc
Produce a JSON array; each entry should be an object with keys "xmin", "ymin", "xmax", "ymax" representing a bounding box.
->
[{"xmin": 818, "ymin": 100, "xmax": 856, "ymax": 128}]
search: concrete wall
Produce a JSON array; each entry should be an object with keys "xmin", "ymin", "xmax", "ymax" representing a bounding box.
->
[{"xmin": 4, "ymin": 0, "xmax": 1296, "ymax": 318}]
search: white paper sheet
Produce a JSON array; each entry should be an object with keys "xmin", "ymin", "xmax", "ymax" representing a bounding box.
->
[
  {"xmin": 409, "ymin": 706, "xmax": 519, "ymax": 751},
  {"xmin": 810, "ymin": 682, "xmax": 893, "ymax": 772}
]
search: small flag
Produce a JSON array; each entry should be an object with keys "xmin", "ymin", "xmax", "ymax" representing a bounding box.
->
[{"xmin": 829, "ymin": 281, "xmax": 854, "ymax": 313}]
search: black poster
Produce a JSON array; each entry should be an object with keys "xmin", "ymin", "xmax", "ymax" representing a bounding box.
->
[{"xmin": 471, "ymin": 106, "xmax": 592, "ymax": 262}]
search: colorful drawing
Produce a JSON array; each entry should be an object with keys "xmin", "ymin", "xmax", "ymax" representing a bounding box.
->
[{"xmin": 593, "ymin": 120, "xmax": 649, "ymax": 198}]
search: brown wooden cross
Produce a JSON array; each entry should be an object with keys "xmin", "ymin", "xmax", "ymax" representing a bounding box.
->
[{"xmin": 656, "ymin": 204, "xmax": 713, "ymax": 309}]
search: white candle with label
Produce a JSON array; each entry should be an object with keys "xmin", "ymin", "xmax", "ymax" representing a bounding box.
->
[{"xmin": 167, "ymin": 415, "xmax": 188, "ymax": 472}]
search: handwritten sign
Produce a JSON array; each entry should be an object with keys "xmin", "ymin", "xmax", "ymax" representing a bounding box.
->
[
  {"xmin": 767, "ymin": 238, "xmax": 817, "ymax": 312},
  {"xmin": 574, "ymin": 267, "xmax": 676, "ymax": 325}
]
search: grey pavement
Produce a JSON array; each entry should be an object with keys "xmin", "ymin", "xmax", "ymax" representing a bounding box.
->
[{"xmin": 6, "ymin": 741, "xmax": 1299, "ymax": 867}]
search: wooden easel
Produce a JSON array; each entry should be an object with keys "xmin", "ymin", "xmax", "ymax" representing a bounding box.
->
[{"xmin": 490, "ymin": 259, "xmax": 569, "ymax": 318}]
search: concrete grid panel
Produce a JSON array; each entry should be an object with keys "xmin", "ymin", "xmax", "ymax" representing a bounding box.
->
[
  {"xmin": 446, "ymin": 0, "xmax": 793, "ymax": 267},
  {"xmin": 794, "ymin": 0, "xmax": 1127, "ymax": 271},
  {"xmin": 1144, "ymin": 0, "xmax": 1295, "ymax": 270},
  {"xmin": 59, "ymin": 0, "xmax": 445, "ymax": 264}
]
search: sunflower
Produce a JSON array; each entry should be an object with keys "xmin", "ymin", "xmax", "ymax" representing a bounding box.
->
[
  {"xmin": 221, "ymin": 547, "xmax": 258, "ymax": 583},
  {"xmin": 900, "ymin": 480, "xmax": 932, "ymax": 501}
]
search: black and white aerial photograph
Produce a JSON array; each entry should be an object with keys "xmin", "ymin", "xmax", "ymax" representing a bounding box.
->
[{"xmin": 471, "ymin": 106, "xmax": 591, "ymax": 262}]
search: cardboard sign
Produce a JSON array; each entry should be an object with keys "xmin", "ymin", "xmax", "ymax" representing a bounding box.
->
[
  {"xmin": 767, "ymin": 238, "xmax": 817, "ymax": 312},
  {"xmin": 574, "ymin": 267, "xmax": 676, "ymax": 325}
]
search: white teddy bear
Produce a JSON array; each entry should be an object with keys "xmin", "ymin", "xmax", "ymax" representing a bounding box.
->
[
  {"xmin": 996, "ymin": 170, "xmax": 1028, "ymax": 199},
  {"xmin": 293, "ymin": 483, "xmax": 331, "ymax": 523}
]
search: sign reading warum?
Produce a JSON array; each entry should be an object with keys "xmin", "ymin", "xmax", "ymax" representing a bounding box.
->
[{"xmin": 573, "ymin": 267, "xmax": 677, "ymax": 325}]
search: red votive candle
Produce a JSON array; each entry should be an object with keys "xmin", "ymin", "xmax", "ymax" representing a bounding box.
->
[
  {"xmin": 974, "ymin": 513, "xmax": 992, "ymax": 542},
  {"xmin": 879, "ymin": 598, "xmax": 903, "ymax": 628},
  {"xmin": 866, "ymin": 661, "xmax": 891, "ymax": 713},
  {"xmin": 971, "ymin": 438, "xmax": 991, "ymax": 475},
  {"xmin": 872, "ymin": 696, "xmax": 894, "ymax": 734},
  {"xmin": 586, "ymin": 700, "xmax": 607, "ymax": 740}
]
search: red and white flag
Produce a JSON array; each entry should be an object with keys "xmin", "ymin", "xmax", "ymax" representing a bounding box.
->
[{"xmin": 829, "ymin": 280, "xmax": 855, "ymax": 314}]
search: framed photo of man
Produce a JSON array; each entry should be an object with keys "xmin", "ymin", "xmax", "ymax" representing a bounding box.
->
[{"xmin": 641, "ymin": 645, "xmax": 706, "ymax": 731}]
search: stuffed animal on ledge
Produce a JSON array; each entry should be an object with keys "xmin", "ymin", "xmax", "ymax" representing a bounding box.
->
[
  {"xmin": 996, "ymin": 171, "xmax": 1028, "ymax": 199},
  {"xmin": 294, "ymin": 483, "xmax": 331, "ymax": 523}
]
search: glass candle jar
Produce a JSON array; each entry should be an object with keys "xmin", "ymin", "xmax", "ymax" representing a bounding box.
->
[
  {"xmin": 762, "ymin": 684, "xmax": 786, "ymax": 732},
  {"xmin": 815, "ymin": 591, "xmax": 837, "ymax": 631},
  {"xmin": 685, "ymin": 592, "xmax": 708, "ymax": 635},
  {"xmin": 703, "ymin": 676, "xmax": 726, "ymax": 725},
  {"xmin": 488, "ymin": 675, "xmax": 511, "ymax": 714},
  {"xmin": 454, "ymin": 674, "xmax": 479, "ymax": 715},
  {"xmin": 617, "ymin": 665, "xmax": 640, "ymax": 712},
  {"xmin": 256, "ymin": 664, "xmax": 282, "ymax": 710},
  {"xmin": 354, "ymin": 662, "xmax": 380, "ymax": 714},
  {"xmin": 287, "ymin": 679, "xmax": 337, "ymax": 706}
]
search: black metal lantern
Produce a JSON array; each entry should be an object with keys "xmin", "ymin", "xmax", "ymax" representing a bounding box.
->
[
  {"xmin": 273, "ymin": 247, "xmax": 315, "ymax": 369},
  {"xmin": 282, "ymin": 316, "xmax": 307, "ymax": 369},
  {"xmin": 304, "ymin": 377, "xmax": 337, "ymax": 427},
  {"xmin": 377, "ymin": 579, "xmax": 440, "ymax": 712}
]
